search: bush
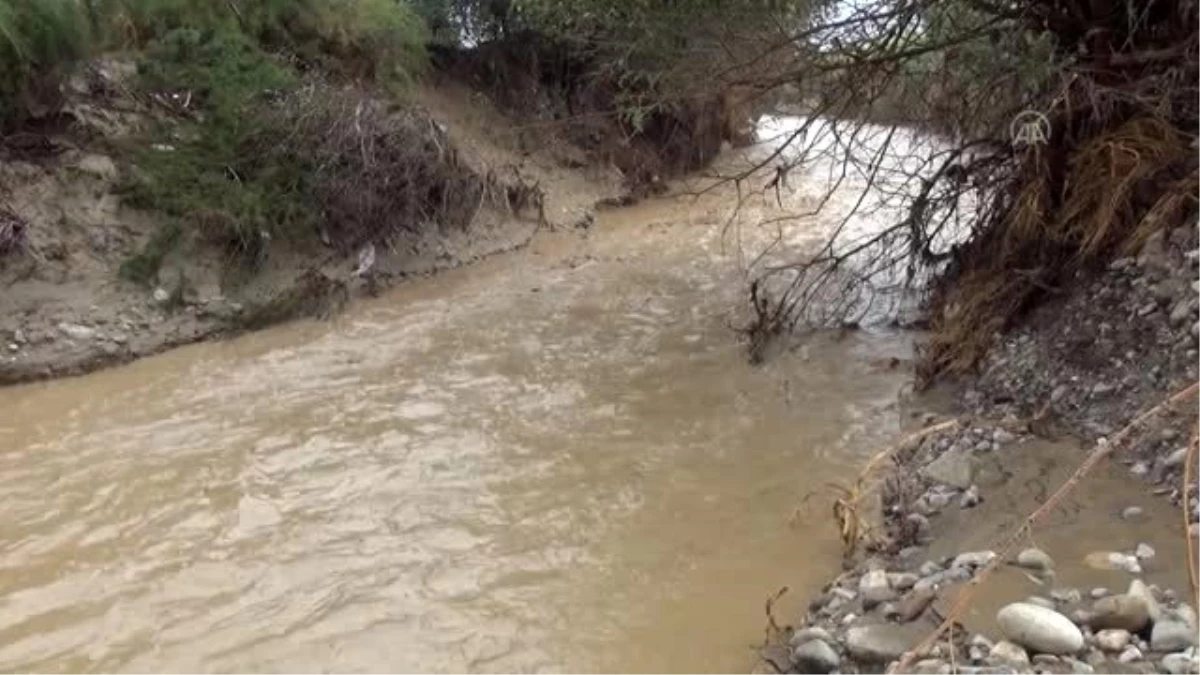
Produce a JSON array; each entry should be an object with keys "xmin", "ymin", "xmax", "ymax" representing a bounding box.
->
[{"xmin": 0, "ymin": 0, "xmax": 91, "ymax": 130}]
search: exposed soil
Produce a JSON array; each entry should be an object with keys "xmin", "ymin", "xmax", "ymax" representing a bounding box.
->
[{"xmin": 0, "ymin": 67, "xmax": 623, "ymax": 385}]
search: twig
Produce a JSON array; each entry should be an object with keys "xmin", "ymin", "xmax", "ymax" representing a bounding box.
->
[
  {"xmin": 1185, "ymin": 421, "xmax": 1199, "ymax": 601},
  {"xmin": 890, "ymin": 383, "xmax": 1200, "ymax": 674}
]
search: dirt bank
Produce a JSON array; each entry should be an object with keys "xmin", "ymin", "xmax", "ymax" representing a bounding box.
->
[
  {"xmin": 0, "ymin": 65, "xmax": 623, "ymax": 386},
  {"xmin": 754, "ymin": 223, "xmax": 1199, "ymax": 674}
]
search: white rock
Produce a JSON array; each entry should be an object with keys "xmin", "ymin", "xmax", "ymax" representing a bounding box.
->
[
  {"xmin": 1016, "ymin": 548, "xmax": 1055, "ymax": 572},
  {"xmin": 953, "ymin": 550, "xmax": 997, "ymax": 569},
  {"xmin": 1094, "ymin": 629, "xmax": 1131, "ymax": 652},
  {"xmin": 859, "ymin": 569, "xmax": 895, "ymax": 603},
  {"xmin": 1151, "ymin": 605, "xmax": 1198, "ymax": 651},
  {"xmin": 989, "ymin": 640, "xmax": 1030, "ymax": 667},
  {"xmin": 1135, "ymin": 543, "xmax": 1155, "ymax": 560},
  {"xmin": 1161, "ymin": 651, "xmax": 1200, "ymax": 675},
  {"xmin": 56, "ymin": 322, "xmax": 96, "ymax": 340},
  {"xmin": 1118, "ymin": 645, "xmax": 1143, "ymax": 663},
  {"xmin": 888, "ymin": 572, "xmax": 919, "ymax": 591},
  {"xmin": 1120, "ymin": 506, "xmax": 1145, "ymax": 520},
  {"xmin": 996, "ymin": 602, "xmax": 1085, "ymax": 655},
  {"xmin": 153, "ymin": 287, "xmax": 171, "ymax": 304},
  {"xmin": 959, "ymin": 485, "xmax": 981, "ymax": 508},
  {"xmin": 1163, "ymin": 447, "xmax": 1189, "ymax": 469}
]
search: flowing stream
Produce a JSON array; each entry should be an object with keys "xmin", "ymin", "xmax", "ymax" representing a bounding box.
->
[{"xmin": 0, "ymin": 129, "xmax": 1185, "ymax": 673}]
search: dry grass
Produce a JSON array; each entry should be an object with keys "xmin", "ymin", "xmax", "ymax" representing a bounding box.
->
[
  {"xmin": 804, "ymin": 419, "xmax": 958, "ymax": 564},
  {"xmin": 918, "ymin": 107, "xmax": 1199, "ymax": 383}
]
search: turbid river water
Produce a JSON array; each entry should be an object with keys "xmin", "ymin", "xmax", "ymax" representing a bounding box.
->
[
  {"xmin": 0, "ymin": 127, "xmax": 1187, "ymax": 674},
  {"xmin": 0, "ymin": 179, "xmax": 915, "ymax": 672}
]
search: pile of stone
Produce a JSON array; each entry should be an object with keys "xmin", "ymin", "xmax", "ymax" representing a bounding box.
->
[{"xmin": 756, "ymin": 547, "xmax": 1198, "ymax": 674}]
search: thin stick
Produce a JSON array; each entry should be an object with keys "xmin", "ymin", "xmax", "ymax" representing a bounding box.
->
[
  {"xmin": 890, "ymin": 383, "xmax": 1199, "ymax": 674},
  {"xmin": 1185, "ymin": 421, "xmax": 1199, "ymax": 602}
]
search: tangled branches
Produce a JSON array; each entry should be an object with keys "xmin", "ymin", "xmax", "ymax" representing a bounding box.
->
[{"xmin": 719, "ymin": 0, "xmax": 1199, "ymax": 379}]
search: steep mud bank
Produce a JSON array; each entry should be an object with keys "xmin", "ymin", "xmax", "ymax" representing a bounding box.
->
[{"xmin": 0, "ymin": 70, "xmax": 623, "ymax": 385}]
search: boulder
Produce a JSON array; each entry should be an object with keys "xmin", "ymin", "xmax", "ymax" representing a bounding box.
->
[
  {"xmin": 921, "ymin": 450, "xmax": 975, "ymax": 489},
  {"xmin": 844, "ymin": 623, "xmax": 927, "ymax": 663},
  {"xmin": 1015, "ymin": 548, "xmax": 1054, "ymax": 572},
  {"xmin": 1151, "ymin": 606, "xmax": 1198, "ymax": 652},
  {"xmin": 989, "ymin": 640, "xmax": 1030, "ymax": 667},
  {"xmin": 996, "ymin": 602, "xmax": 1085, "ymax": 655},
  {"xmin": 1094, "ymin": 629, "xmax": 1131, "ymax": 652},
  {"xmin": 792, "ymin": 639, "xmax": 841, "ymax": 674},
  {"xmin": 1091, "ymin": 594, "xmax": 1151, "ymax": 631}
]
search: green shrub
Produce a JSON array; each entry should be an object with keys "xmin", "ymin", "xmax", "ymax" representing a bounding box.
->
[{"xmin": 0, "ymin": 0, "xmax": 91, "ymax": 129}]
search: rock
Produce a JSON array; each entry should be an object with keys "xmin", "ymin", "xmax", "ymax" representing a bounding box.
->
[
  {"xmin": 792, "ymin": 639, "xmax": 840, "ymax": 673},
  {"xmin": 1161, "ymin": 651, "xmax": 1200, "ymax": 675},
  {"xmin": 860, "ymin": 569, "xmax": 895, "ymax": 604},
  {"xmin": 153, "ymin": 287, "xmax": 171, "ymax": 305},
  {"xmin": 1091, "ymin": 594, "xmax": 1151, "ymax": 631},
  {"xmin": 1135, "ymin": 543, "xmax": 1155, "ymax": 560},
  {"xmin": 844, "ymin": 623, "xmax": 927, "ymax": 663},
  {"xmin": 790, "ymin": 627, "xmax": 834, "ymax": 648},
  {"xmin": 75, "ymin": 153, "xmax": 118, "ymax": 181},
  {"xmin": 1016, "ymin": 548, "xmax": 1055, "ymax": 572},
  {"xmin": 894, "ymin": 586, "xmax": 937, "ymax": 623},
  {"xmin": 1095, "ymin": 629, "xmax": 1131, "ymax": 652},
  {"xmin": 1170, "ymin": 299, "xmax": 1195, "ymax": 326},
  {"xmin": 993, "ymin": 428, "xmax": 1017, "ymax": 444},
  {"xmin": 1118, "ymin": 645, "xmax": 1143, "ymax": 663},
  {"xmin": 911, "ymin": 659, "xmax": 948, "ymax": 674},
  {"xmin": 1121, "ymin": 506, "xmax": 1145, "ymax": 521},
  {"xmin": 989, "ymin": 640, "xmax": 1030, "ymax": 667},
  {"xmin": 906, "ymin": 513, "xmax": 931, "ymax": 538},
  {"xmin": 57, "ymin": 322, "xmax": 96, "ymax": 341},
  {"xmin": 1033, "ymin": 654, "xmax": 1060, "ymax": 665},
  {"xmin": 922, "ymin": 450, "xmax": 975, "ymax": 489},
  {"xmin": 1126, "ymin": 580, "xmax": 1161, "ymax": 622},
  {"xmin": 959, "ymin": 485, "xmax": 982, "ymax": 508},
  {"xmin": 1092, "ymin": 382, "xmax": 1116, "ymax": 397},
  {"xmin": 1151, "ymin": 606, "xmax": 1198, "ymax": 652},
  {"xmin": 918, "ymin": 561, "xmax": 943, "ymax": 577},
  {"xmin": 954, "ymin": 550, "xmax": 997, "ymax": 570},
  {"xmin": 889, "ymin": 573, "xmax": 920, "ymax": 591},
  {"xmin": 1084, "ymin": 551, "xmax": 1141, "ymax": 574},
  {"xmin": 1163, "ymin": 447, "xmax": 1189, "ymax": 469},
  {"xmin": 1130, "ymin": 461, "xmax": 1150, "ymax": 477},
  {"xmin": 1090, "ymin": 588, "xmax": 1109, "ymax": 599},
  {"xmin": 996, "ymin": 602, "xmax": 1085, "ymax": 654}
]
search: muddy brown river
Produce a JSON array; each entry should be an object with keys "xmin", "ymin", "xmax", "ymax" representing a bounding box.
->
[
  {"xmin": 0, "ymin": 132, "xmax": 1187, "ymax": 673},
  {"xmin": 0, "ymin": 186, "xmax": 917, "ymax": 672}
]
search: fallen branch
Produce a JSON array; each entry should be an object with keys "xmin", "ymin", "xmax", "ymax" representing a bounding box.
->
[{"xmin": 890, "ymin": 382, "xmax": 1200, "ymax": 674}]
